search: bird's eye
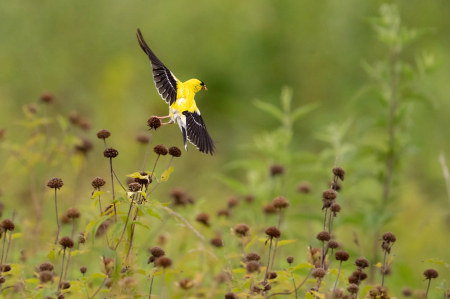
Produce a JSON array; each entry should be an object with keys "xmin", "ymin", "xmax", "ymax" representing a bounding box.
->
[{"xmin": 200, "ymin": 81, "xmax": 205, "ymax": 86}]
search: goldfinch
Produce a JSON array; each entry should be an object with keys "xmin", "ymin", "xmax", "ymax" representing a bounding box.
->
[{"xmin": 136, "ymin": 29, "xmax": 215, "ymax": 155}]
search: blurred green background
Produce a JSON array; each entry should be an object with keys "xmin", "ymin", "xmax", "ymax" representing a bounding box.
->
[{"xmin": 1, "ymin": 0, "xmax": 450, "ymax": 297}]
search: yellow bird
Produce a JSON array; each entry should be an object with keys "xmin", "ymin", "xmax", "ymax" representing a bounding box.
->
[{"xmin": 136, "ymin": 29, "xmax": 215, "ymax": 155}]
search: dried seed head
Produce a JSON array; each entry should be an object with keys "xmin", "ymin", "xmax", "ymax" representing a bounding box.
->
[
  {"xmin": 39, "ymin": 271, "xmax": 53, "ymax": 283},
  {"xmin": 355, "ymin": 257, "xmax": 369, "ymax": 269},
  {"xmin": 331, "ymin": 203, "xmax": 341, "ymax": 213},
  {"xmin": 1, "ymin": 220, "xmax": 14, "ymax": 231},
  {"xmin": 59, "ymin": 237, "xmax": 74, "ymax": 249},
  {"xmin": 60, "ymin": 281, "xmax": 71, "ymax": 289},
  {"xmin": 246, "ymin": 261, "xmax": 260, "ymax": 273},
  {"xmin": 210, "ymin": 238, "xmax": 223, "ymax": 247},
  {"xmin": 128, "ymin": 182, "xmax": 142, "ymax": 192},
  {"xmin": 333, "ymin": 167, "xmax": 345, "ymax": 181},
  {"xmin": 334, "ymin": 289, "xmax": 344, "ymax": 298},
  {"xmin": 91, "ymin": 177, "xmax": 106, "ymax": 188},
  {"xmin": 75, "ymin": 138, "xmax": 94, "ymax": 154},
  {"xmin": 47, "ymin": 178, "xmax": 64, "ymax": 189},
  {"xmin": 196, "ymin": 213, "xmax": 210, "ymax": 227},
  {"xmin": 244, "ymin": 195, "xmax": 254, "ymax": 203},
  {"xmin": 147, "ymin": 117, "xmax": 161, "ymax": 130},
  {"xmin": 263, "ymin": 204, "xmax": 277, "ymax": 214},
  {"xmin": 381, "ymin": 266, "xmax": 392, "ymax": 275},
  {"xmin": 103, "ymin": 148, "xmax": 118, "ymax": 158},
  {"xmin": 217, "ymin": 209, "xmax": 230, "ymax": 218},
  {"xmin": 155, "ymin": 256, "xmax": 172, "ymax": 268},
  {"xmin": 352, "ymin": 271, "xmax": 367, "ymax": 281},
  {"xmin": 328, "ymin": 240, "xmax": 339, "ymax": 249},
  {"xmin": 265, "ymin": 226, "xmax": 281, "ymax": 239},
  {"xmin": 270, "ymin": 164, "xmax": 284, "ymax": 176},
  {"xmin": 169, "ymin": 146, "xmax": 182, "ymax": 157},
  {"xmin": 179, "ymin": 278, "xmax": 194, "ymax": 290},
  {"xmin": 78, "ymin": 234, "xmax": 86, "ymax": 244},
  {"xmin": 262, "ymin": 282, "xmax": 272, "ymax": 291},
  {"xmin": 316, "ymin": 231, "xmax": 331, "ymax": 242},
  {"xmin": 323, "ymin": 189, "xmax": 336, "ymax": 200},
  {"xmin": 225, "ymin": 293, "xmax": 238, "ymax": 299},
  {"xmin": 148, "ymin": 256, "xmax": 155, "ymax": 264},
  {"xmin": 227, "ymin": 197, "xmax": 239, "ymax": 209},
  {"xmin": 79, "ymin": 118, "xmax": 91, "ymax": 131},
  {"xmin": 120, "ymin": 277, "xmax": 137, "ymax": 287},
  {"xmin": 246, "ymin": 252, "xmax": 261, "ymax": 262},
  {"xmin": 347, "ymin": 284, "xmax": 359, "ymax": 294},
  {"xmin": 134, "ymin": 172, "xmax": 151, "ymax": 186},
  {"xmin": 95, "ymin": 221, "xmax": 110, "ymax": 237},
  {"xmin": 313, "ymin": 268, "xmax": 326, "ymax": 278},
  {"xmin": 66, "ymin": 207, "xmax": 80, "ymax": 219},
  {"xmin": 382, "ymin": 232, "xmax": 396, "ymax": 243},
  {"xmin": 369, "ymin": 287, "xmax": 380, "ymax": 297},
  {"xmin": 272, "ymin": 196, "xmax": 289, "ymax": 209},
  {"xmin": 215, "ymin": 272, "xmax": 231, "ymax": 284},
  {"xmin": 267, "ymin": 271, "xmax": 277, "ymax": 279},
  {"xmin": 234, "ymin": 224, "xmax": 250, "ymax": 237},
  {"xmin": 331, "ymin": 181, "xmax": 342, "ymax": 191},
  {"xmin": 157, "ymin": 235, "xmax": 167, "ymax": 246},
  {"xmin": 57, "ymin": 294, "xmax": 65, "ymax": 299},
  {"xmin": 1, "ymin": 264, "xmax": 11, "ymax": 272},
  {"xmin": 153, "ymin": 144, "xmax": 169, "ymax": 156},
  {"xmin": 40, "ymin": 93, "xmax": 54, "ymax": 104},
  {"xmin": 96, "ymin": 129, "xmax": 111, "ymax": 139},
  {"xmin": 287, "ymin": 256, "xmax": 294, "ymax": 264},
  {"xmin": 105, "ymin": 278, "xmax": 113, "ymax": 288},
  {"xmin": 39, "ymin": 262, "xmax": 54, "ymax": 272},
  {"xmin": 402, "ymin": 288, "xmax": 412, "ymax": 297},
  {"xmin": 61, "ymin": 214, "xmax": 71, "ymax": 225},
  {"xmin": 424, "ymin": 268, "xmax": 439, "ymax": 279},
  {"xmin": 136, "ymin": 133, "xmax": 150, "ymax": 144},
  {"xmin": 149, "ymin": 247, "xmax": 165, "ymax": 258},
  {"xmin": 80, "ymin": 266, "xmax": 87, "ymax": 274},
  {"xmin": 69, "ymin": 111, "xmax": 80, "ymax": 125},
  {"xmin": 298, "ymin": 182, "xmax": 311, "ymax": 194},
  {"xmin": 335, "ymin": 250, "xmax": 350, "ymax": 262},
  {"xmin": 27, "ymin": 103, "xmax": 38, "ymax": 114}
]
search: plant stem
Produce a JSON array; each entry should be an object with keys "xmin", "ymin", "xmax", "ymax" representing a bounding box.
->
[
  {"xmin": 54, "ymin": 189, "xmax": 60, "ymax": 244},
  {"xmin": 291, "ymin": 271, "xmax": 298, "ymax": 299},
  {"xmin": 331, "ymin": 261, "xmax": 343, "ymax": 299},
  {"xmin": 162, "ymin": 269, "xmax": 167, "ymax": 299},
  {"xmin": 112, "ymin": 169, "xmax": 127, "ymax": 192},
  {"xmin": 63, "ymin": 220, "xmax": 76, "ymax": 281},
  {"xmin": 57, "ymin": 248, "xmax": 66, "ymax": 293},
  {"xmin": 0, "ymin": 236, "xmax": 5, "ymax": 267},
  {"xmin": 97, "ymin": 188, "xmax": 110, "ymax": 248},
  {"xmin": 109, "ymin": 158, "xmax": 117, "ymax": 223},
  {"xmin": 425, "ymin": 279, "xmax": 431, "ymax": 299},
  {"xmin": 381, "ymin": 251, "xmax": 388, "ymax": 287},
  {"xmin": 151, "ymin": 155, "xmax": 160, "ymax": 178},
  {"xmin": 267, "ymin": 269, "xmax": 312, "ymax": 298},
  {"xmin": 148, "ymin": 275, "xmax": 154, "ymax": 299},
  {"xmin": 114, "ymin": 196, "xmax": 135, "ymax": 251},
  {"xmin": 263, "ymin": 238, "xmax": 273, "ymax": 284},
  {"xmin": 89, "ymin": 278, "xmax": 106, "ymax": 299},
  {"xmin": 323, "ymin": 208, "xmax": 328, "ymax": 230},
  {"xmin": 241, "ymin": 237, "xmax": 246, "ymax": 260},
  {"xmin": 269, "ymin": 210, "xmax": 283, "ymax": 271},
  {"xmin": 142, "ymin": 129, "xmax": 153, "ymax": 172}
]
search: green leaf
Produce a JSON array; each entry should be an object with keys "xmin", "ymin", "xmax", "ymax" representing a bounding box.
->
[
  {"xmin": 161, "ymin": 167, "xmax": 174, "ymax": 182},
  {"xmin": 11, "ymin": 233, "xmax": 22, "ymax": 240},
  {"xmin": 244, "ymin": 236, "xmax": 257, "ymax": 252},
  {"xmin": 25, "ymin": 278, "xmax": 40, "ymax": 284},
  {"xmin": 56, "ymin": 115, "xmax": 69, "ymax": 132},
  {"xmin": 387, "ymin": 255, "xmax": 395, "ymax": 266},
  {"xmin": 92, "ymin": 191, "xmax": 107, "ymax": 199},
  {"xmin": 423, "ymin": 258, "xmax": 450, "ymax": 269},
  {"xmin": 70, "ymin": 249, "xmax": 90, "ymax": 257},
  {"xmin": 436, "ymin": 280, "xmax": 448, "ymax": 291},
  {"xmin": 292, "ymin": 263, "xmax": 314, "ymax": 271},
  {"xmin": 252, "ymin": 99, "xmax": 284, "ymax": 121},
  {"xmin": 85, "ymin": 214, "xmax": 114, "ymax": 245},
  {"xmin": 90, "ymin": 272, "xmax": 108, "ymax": 279},
  {"xmin": 127, "ymin": 172, "xmax": 147, "ymax": 179},
  {"xmin": 127, "ymin": 220, "xmax": 150, "ymax": 230},
  {"xmin": 291, "ymin": 103, "xmax": 320, "ymax": 121},
  {"xmin": 361, "ymin": 285, "xmax": 375, "ymax": 298},
  {"xmin": 277, "ymin": 239, "xmax": 298, "ymax": 247},
  {"xmin": 232, "ymin": 268, "xmax": 246, "ymax": 274},
  {"xmin": 310, "ymin": 291, "xmax": 325, "ymax": 299}
]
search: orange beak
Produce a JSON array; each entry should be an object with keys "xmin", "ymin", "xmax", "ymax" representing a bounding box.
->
[{"xmin": 201, "ymin": 85, "xmax": 208, "ymax": 90}]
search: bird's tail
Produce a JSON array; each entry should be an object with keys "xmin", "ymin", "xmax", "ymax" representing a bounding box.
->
[{"xmin": 177, "ymin": 122, "xmax": 188, "ymax": 152}]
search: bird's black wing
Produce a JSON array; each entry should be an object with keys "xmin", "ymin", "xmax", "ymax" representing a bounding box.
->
[
  {"xmin": 136, "ymin": 29, "xmax": 178, "ymax": 105},
  {"xmin": 182, "ymin": 111, "xmax": 215, "ymax": 155}
]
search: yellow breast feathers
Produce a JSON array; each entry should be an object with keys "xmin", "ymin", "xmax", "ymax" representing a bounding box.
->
[{"xmin": 170, "ymin": 79, "xmax": 203, "ymax": 113}]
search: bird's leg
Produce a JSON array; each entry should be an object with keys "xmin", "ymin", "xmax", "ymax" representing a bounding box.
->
[
  {"xmin": 152, "ymin": 115, "xmax": 171, "ymax": 120},
  {"xmin": 161, "ymin": 120, "xmax": 174, "ymax": 126}
]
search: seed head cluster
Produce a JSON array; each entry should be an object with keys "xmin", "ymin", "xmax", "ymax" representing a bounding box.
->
[
  {"xmin": 287, "ymin": 256, "xmax": 294, "ymax": 264},
  {"xmin": 103, "ymin": 148, "xmax": 119, "ymax": 158},
  {"xmin": 91, "ymin": 177, "xmax": 106, "ymax": 189},
  {"xmin": 335, "ymin": 250, "xmax": 350, "ymax": 262},
  {"xmin": 1, "ymin": 219, "xmax": 14, "ymax": 231},
  {"xmin": 96, "ymin": 129, "xmax": 111, "ymax": 139},
  {"xmin": 272, "ymin": 196, "xmax": 289, "ymax": 209},
  {"xmin": 246, "ymin": 252, "xmax": 261, "ymax": 262},
  {"xmin": 59, "ymin": 236, "xmax": 74, "ymax": 249},
  {"xmin": 246, "ymin": 261, "xmax": 260, "ymax": 273},
  {"xmin": 265, "ymin": 226, "xmax": 281, "ymax": 239},
  {"xmin": 155, "ymin": 256, "xmax": 172, "ymax": 268},
  {"xmin": 423, "ymin": 268, "xmax": 439, "ymax": 279},
  {"xmin": 149, "ymin": 247, "xmax": 165, "ymax": 258},
  {"xmin": 316, "ymin": 231, "xmax": 331, "ymax": 242},
  {"xmin": 355, "ymin": 257, "xmax": 369, "ymax": 269},
  {"xmin": 332, "ymin": 167, "xmax": 345, "ymax": 181},
  {"xmin": 66, "ymin": 207, "xmax": 80, "ymax": 219},
  {"xmin": 147, "ymin": 117, "xmax": 162, "ymax": 130},
  {"xmin": 169, "ymin": 146, "xmax": 182, "ymax": 157},
  {"xmin": 47, "ymin": 178, "xmax": 64, "ymax": 189},
  {"xmin": 196, "ymin": 213, "xmax": 210, "ymax": 226},
  {"xmin": 154, "ymin": 144, "xmax": 169, "ymax": 156},
  {"xmin": 234, "ymin": 224, "xmax": 250, "ymax": 237}
]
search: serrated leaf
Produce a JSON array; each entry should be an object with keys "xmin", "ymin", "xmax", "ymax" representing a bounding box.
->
[
  {"xmin": 161, "ymin": 167, "xmax": 174, "ymax": 182},
  {"xmin": 277, "ymin": 239, "xmax": 298, "ymax": 247}
]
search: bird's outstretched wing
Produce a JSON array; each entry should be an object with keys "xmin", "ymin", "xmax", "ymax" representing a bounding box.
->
[
  {"xmin": 136, "ymin": 29, "xmax": 178, "ymax": 105},
  {"xmin": 182, "ymin": 111, "xmax": 215, "ymax": 155}
]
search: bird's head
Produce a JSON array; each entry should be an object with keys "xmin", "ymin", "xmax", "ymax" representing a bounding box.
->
[{"xmin": 189, "ymin": 79, "xmax": 207, "ymax": 93}]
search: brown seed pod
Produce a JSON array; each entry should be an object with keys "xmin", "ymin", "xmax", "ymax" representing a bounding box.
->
[
  {"xmin": 1, "ymin": 264, "xmax": 11, "ymax": 272},
  {"xmin": 96, "ymin": 129, "xmax": 111, "ymax": 139},
  {"xmin": 348, "ymin": 275, "xmax": 358, "ymax": 284},
  {"xmin": 225, "ymin": 293, "xmax": 238, "ymax": 299},
  {"xmin": 103, "ymin": 148, "xmax": 118, "ymax": 158},
  {"xmin": 272, "ymin": 196, "xmax": 289, "ymax": 209},
  {"xmin": 332, "ymin": 167, "xmax": 345, "ymax": 181},
  {"xmin": 265, "ymin": 226, "xmax": 281, "ymax": 239},
  {"xmin": 263, "ymin": 204, "xmax": 277, "ymax": 214},
  {"xmin": 244, "ymin": 195, "xmax": 254, "ymax": 203},
  {"xmin": 270, "ymin": 164, "xmax": 284, "ymax": 176},
  {"xmin": 78, "ymin": 234, "xmax": 86, "ymax": 244},
  {"xmin": 316, "ymin": 231, "xmax": 331, "ymax": 242},
  {"xmin": 246, "ymin": 261, "xmax": 260, "ymax": 273},
  {"xmin": 39, "ymin": 271, "xmax": 53, "ymax": 283},
  {"xmin": 47, "ymin": 178, "xmax": 64, "ymax": 190},
  {"xmin": 355, "ymin": 257, "xmax": 369, "ymax": 269},
  {"xmin": 331, "ymin": 203, "xmax": 341, "ymax": 213},
  {"xmin": 78, "ymin": 118, "xmax": 91, "ymax": 131},
  {"xmin": 313, "ymin": 268, "xmax": 326, "ymax": 278},
  {"xmin": 196, "ymin": 213, "xmax": 210, "ymax": 227},
  {"xmin": 57, "ymin": 294, "xmax": 65, "ymax": 299},
  {"xmin": 210, "ymin": 238, "xmax": 223, "ymax": 247},
  {"xmin": 297, "ymin": 182, "xmax": 311, "ymax": 194},
  {"xmin": 153, "ymin": 144, "xmax": 169, "ymax": 156},
  {"xmin": 155, "ymin": 257, "xmax": 172, "ymax": 268},
  {"xmin": 128, "ymin": 182, "xmax": 142, "ymax": 192},
  {"xmin": 217, "ymin": 209, "xmax": 230, "ymax": 218},
  {"xmin": 59, "ymin": 237, "xmax": 74, "ymax": 249},
  {"xmin": 1, "ymin": 220, "xmax": 14, "ymax": 231},
  {"xmin": 287, "ymin": 256, "xmax": 294, "ymax": 264},
  {"xmin": 40, "ymin": 93, "xmax": 54, "ymax": 104},
  {"xmin": 147, "ymin": 117, "xmax": 162, "ymax": 130},
  {"xmin": 75, "ymin": 138, "xmax": 93, "ymax": 154},
  {"xmin": 149, "ymin": 247, "xmax": 165, "ymax": 258},
  {"xmin": 382, "ymin": 232, "xmax": 396, "ymax": 243},
  {"xmin": 402, "ymin": 288, "xmax": 412, "ymax": 297},
  {"xmin": 39, "ymin": 262, "xmax": 54, "ymax": 272},
  {"xmin": 169, "ymin": 146, "xmax": 182, "ymax": 157},
  {"xmin": 66, "ymin": 207, "xmax": 80, "ymax": 219},
  {"xmin": 322, "ymin": 189, "xmax": 336, "ymax": 200},
  {"xmin": 347, "ymin": 284, "xmax": 359, "ymax": 294},
  {"xmin": 334, "ymin": 289, "xmax": 344, "ymax": 298},
  {"xmin": 60, "ymin": 281, "xmax": 71, "ymax": 289},
  {"xmin": 328, "ymin": 240, "xmax": 339, "ymax": 249},
  {"xmin": 335, "ymin": 250, "xmax": 350, "ymax": 262},
  {"xmin": 227, "ymin": 197, "xmax": 239, "ymax": 209},
  {"xmin": 423, "ymin": 268, "xmax": 439, "ymax": 279},
  {"xmin": 136, "ymin": 133, "xmax": 150, "ymax": 144},
  {"xmin": 134, "ymin": 172, "xmax": 151, "ymax": 186},
  {"xmin": 80, "ymin": 266, "xmax": 87, "ymax": 274},
  {"xmin": 91, "ymin": 177, "xmax": 106, "ymax": 188},
  {"xmin": 266, "ymin": 271, "xmax": 277, "ymax": 279},
  {"xmin": 179, "ymin": 278, "xmax": 194, "ymax": 290},
  {"xmin": 353, "ymin": 270, "xmax": 367, "ymax": 281},
  {"xmin": 234, "ymin": 224, "xmax": 250, "ymax": 237},
  {"xmin": 246, "ymin": 252, "xmax": 261, "ymax": 262}
]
